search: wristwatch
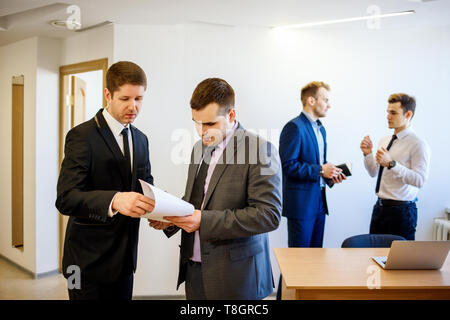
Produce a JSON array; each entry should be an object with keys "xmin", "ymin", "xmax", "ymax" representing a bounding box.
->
[
  {"xmin": 319, "ymin": 167, "xmax": 324, "ymax": 177},
  {"xmin": 387, "ymin": 160, "xmax": 396, "ymax": 170}
]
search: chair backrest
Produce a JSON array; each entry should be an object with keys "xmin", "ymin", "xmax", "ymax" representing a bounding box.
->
[{"xmin": 341, "ymin": 234, "xmax": 406, "ymax": 248}]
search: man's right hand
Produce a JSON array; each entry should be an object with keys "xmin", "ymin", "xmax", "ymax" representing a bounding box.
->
[
  {"xmin": 148, "ymin": 219, "xmax": 174, "ymax": 230},
  {"xmin": 360, "ymin": 135, "xmax": 373, "ymax": 156},
  {"xmin": 112, "ymin": 192, "xmax": 155, "ymax": 218},
  {"xmin": 321, "ymin": 163, "xmax": 343, "ymax": 179}
]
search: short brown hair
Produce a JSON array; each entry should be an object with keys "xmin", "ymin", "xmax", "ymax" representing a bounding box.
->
[
  {"xmin": 300, "ymin": 81, "xmax": 330, "ymax": 106},
  {"xmin": 388, "ymin": 93, "xmax": 416, "ymax": 117},
  {"xmin": 106, "ymin": 61, "xmax": 147, "ymax": 96},
  {"xmin": 190, "ymin": 78, "xmax": 235, "ymax": 114}
]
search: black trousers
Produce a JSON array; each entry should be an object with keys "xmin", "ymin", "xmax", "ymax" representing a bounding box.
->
[
  {"xmin": 68, "ymin": 272, "xmax": 134, "ymax": 300},
  {"xmin": 185, "ymin": 260, "xmax": 207, "ymax": 300},
  {"xmin": 369, "ymin": 201, "xmax": 418, "ymax": 240}
]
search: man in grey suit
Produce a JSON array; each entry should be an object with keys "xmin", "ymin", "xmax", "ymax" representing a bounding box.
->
[{"xmin": 149, "ymin": 78, "xmax": 282, "ymax": 300}]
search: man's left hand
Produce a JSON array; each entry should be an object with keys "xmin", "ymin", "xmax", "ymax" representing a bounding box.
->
[
  {"xmin": 376, "ymin": 147, "xmax": 393, "ymax": 167},
  {"xmin": 164, "ymin": 209, "xmax": 201, "ymax": 233},
  {"xmin": 331, "ymin": 173, "xmax": 347, "ymax": 184}
]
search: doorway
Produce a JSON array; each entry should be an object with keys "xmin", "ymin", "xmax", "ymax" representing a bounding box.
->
[{"xmin": 58, "ymin": 58, "xmax": 108, "ymax": 271}]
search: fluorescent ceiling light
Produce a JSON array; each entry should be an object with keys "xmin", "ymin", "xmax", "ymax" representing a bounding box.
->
[{"xmin": 273, "ymin": 10, "xmax": 415, "ymax": 30}]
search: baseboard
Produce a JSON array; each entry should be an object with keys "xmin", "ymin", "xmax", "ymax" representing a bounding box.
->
[
  {"xmin": 35, "ymin": 268, "xmax": 60, "ymax": 279},
  {"xmin": 0, "ymin": 254, "xmax": 60, "ymax": 279}
]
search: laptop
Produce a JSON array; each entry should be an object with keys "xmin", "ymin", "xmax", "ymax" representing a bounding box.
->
[{"xmin": 372, "ymin": 240, "xmax": 450, "ymax": 270}]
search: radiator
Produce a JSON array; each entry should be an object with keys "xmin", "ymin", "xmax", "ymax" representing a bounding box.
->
[{"xmin": 433, "ymin": 218, "xmax": 450, "ymax": 240}]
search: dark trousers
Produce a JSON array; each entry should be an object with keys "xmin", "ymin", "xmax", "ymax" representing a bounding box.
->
[
  {"xmin": 68, "ymin": 272, "xmax": 134, "ymax": 300},
  {"xmin": 185, "ymin": 260, "xmax": 207, "ymax": 300},
  {"xmin": 277, "ymin": 190, "xmax": 327, "ymax": 299},
  {"xmin": 369, "ymin": 201, "xmax": 418, "ymax": 240}
]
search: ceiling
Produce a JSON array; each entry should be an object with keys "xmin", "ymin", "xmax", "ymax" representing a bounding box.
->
[{"xmin": 1, "ymin": 0, "xmax": 449, "ymax": 46}]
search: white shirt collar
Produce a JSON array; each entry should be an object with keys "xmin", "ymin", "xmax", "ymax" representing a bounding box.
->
[
  {"xmin": 396, "ymin": 125, "xmax": 413, "ymax": 140},
  {"xmin": 302, "ymin": 110, "xmax": 319, "ymax": 124},
  {"xmin": 102, "ymin": 108, "xmax": 129, "ymax": 137}
]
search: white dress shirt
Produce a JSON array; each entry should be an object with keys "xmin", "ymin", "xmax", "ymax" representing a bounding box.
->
[
  {"xmin": 102, "ymin": 108, "xmax": 134, "ymax": 217},
  {"xmin": 364, "ymin": 126, "xmax": 430, "ymax": 201}
]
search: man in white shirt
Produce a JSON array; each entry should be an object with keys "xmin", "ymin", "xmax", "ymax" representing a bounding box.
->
[{"xmin": 360, "ymin": 93, "xmax": 430, "ymax": 240}]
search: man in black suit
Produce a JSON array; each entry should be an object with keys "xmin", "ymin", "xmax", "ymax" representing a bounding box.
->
[{"xmin": 56, "ymin": 61, "xmax": 154, "ymax": 300}]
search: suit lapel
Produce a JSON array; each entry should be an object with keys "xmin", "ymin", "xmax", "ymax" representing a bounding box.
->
[
  {"xmin": 184, "ymin": 142, "xmax": 202, "ymax": 202},
  {"xmin": 320, "ymin": 125, "xmax": 327, "ymax": 162},
  {"xmin": 300, "ymin": 113, "xmax": 320, "ymax": 164},
  {"xmin": 94, "ymin": 109, "xmax": 129, "ymax": 188}
]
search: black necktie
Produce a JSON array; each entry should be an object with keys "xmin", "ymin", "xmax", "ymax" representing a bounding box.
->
[
  {"xmin": 375, "ymin": 134, "xmax": 397, "ymax": 194},
  {"xmin": 121, "ymin": 128, "xmax": 132, "ymax": 177},
  {"xmin": 182, "ymin": 147, "xmax": 215, "ymax": 261},
  {"xmin": 189, "ymin": 147, "xmax": 215, "ymax": 210}
]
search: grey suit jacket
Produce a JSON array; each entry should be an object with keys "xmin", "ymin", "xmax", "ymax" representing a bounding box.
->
[{"xmin": 165, "ymin": 123, "xmax": 282, "ymax": 300}]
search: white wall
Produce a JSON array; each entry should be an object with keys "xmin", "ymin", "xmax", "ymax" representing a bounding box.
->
[
  {"xmin": 61, "ymin": 23, "xmax": 113, "ymax": 66},
  {"xmin": 114, "ymin": 23, "xmax": 450, "ymax": 296},
  {"xmin": 35, "ymin": 37, "xmax": 61, "ymax": 274},
  {"xmin": 0, "ymin": 37, "xmax": 38, "ymax": 273}
]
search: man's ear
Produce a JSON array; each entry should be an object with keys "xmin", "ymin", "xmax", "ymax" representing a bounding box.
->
[
  {"xmin": 228, "ymin": 108, "xmax": 236, "ymax": 123},
  {"xmin": 307, "ymin": 96, "xmax": 315, "ymax": 106},
  {"xmin": 406, "ymin": 110, "xmax": 413, "ymax": 120},
  {"xmin": 104, "ymin": 88, "xmax": 112, "ymax": 106}
]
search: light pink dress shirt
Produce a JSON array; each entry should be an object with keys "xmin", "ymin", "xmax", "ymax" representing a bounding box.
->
[{"xmin": 191, "ymin": 121, "xmax": 238, "ymax": 262}]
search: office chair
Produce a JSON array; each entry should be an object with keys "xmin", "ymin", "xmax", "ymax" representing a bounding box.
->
[{"xmin": 341, "ymin": 234, "xmax": 406, "ymax": 248}]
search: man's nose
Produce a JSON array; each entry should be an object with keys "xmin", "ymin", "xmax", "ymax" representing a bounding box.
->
[{"xmin": 128, "ymin": 100, "xmax": 137, "ymax": 111}]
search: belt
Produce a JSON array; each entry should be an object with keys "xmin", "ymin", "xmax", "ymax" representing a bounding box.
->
[
  {"xmin": 377, "ymin": 198, "xmax": 415, "ymax": 207},
  {"xmin": 188, "ymin": 260, "xmax": 201, "ymax": 266}
]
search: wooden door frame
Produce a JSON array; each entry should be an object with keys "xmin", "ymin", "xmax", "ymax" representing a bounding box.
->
[{"xmin": 58, "ymin": 58, "xmax": 108, "ymax": 271}]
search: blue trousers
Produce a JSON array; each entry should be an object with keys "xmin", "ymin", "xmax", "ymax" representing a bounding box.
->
[
  {"xmin": 277, "ymin": 191, "xmax": 327, "ymax": 299},
  {"xmin": 287, "ymin": 189, "xmax": 327, "ymax": 248}
]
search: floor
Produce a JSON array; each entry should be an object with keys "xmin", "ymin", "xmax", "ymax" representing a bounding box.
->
[
  {"xmin": 0, "ymin": 257, "xmax": 68, "ymax": 300},
  {"xmin": 0, "ymin": 257, "xmax": 275, "ymax": 300}
]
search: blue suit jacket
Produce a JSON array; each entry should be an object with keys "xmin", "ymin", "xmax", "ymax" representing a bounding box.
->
[{"xmin": 279, "ymin": 112, "xmax": 328, "ymax": 220}]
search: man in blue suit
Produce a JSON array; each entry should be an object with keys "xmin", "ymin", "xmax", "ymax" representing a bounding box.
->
[
  {"xmin": 277, "ymin": 81, "xmax": 346, "ymax": 299},
  {"xmin": 279, "ymin": 81, "xmax": 346, "ymax": 248}
]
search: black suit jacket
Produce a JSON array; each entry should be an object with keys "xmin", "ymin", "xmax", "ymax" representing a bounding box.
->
[{"xmin": 56, "ymin": 109, "xmax": 153, "ymax": 284}]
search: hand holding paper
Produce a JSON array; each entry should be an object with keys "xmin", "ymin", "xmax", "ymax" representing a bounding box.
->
[
  {"xmin": 164, "ymin": 209, "xmax": 202, "ymax": 233},
  {"xmin": 139, "ymin": 179, "xmax": 194, "ymax": 223}
]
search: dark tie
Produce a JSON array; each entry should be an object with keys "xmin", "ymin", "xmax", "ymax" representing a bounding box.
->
[
  {"xmin": 375, "ymin": 134, "xmax": 397, "ymax": 194},
  {"xmin": 121, "ymin": 128, "xmax": 132, "ymax": 177},
  {"xmin": 189, "ymin": 147, "xmax": 215, "ymax": 210},
  {"xmin": 181, "ymin": 147, "xmax": 215, "ymax": 261}
]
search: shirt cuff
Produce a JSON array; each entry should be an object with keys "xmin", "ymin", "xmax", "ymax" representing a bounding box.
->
[
  {"xmin": 389, "ymin": 162, "xmax": 403, "ymax": 175},
  {"xmin": 108, "ymin": 192, "xmax": 120, "ymax": 218}
]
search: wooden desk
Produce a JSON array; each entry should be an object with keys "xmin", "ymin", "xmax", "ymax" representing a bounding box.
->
[{"xmin": 274, "ymin": 248, "xmax": 450, "ymax": 300}]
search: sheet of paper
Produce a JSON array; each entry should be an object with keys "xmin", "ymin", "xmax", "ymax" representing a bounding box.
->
[{"xmin": 139, "ymin": 179, "xmax": 194, "ymax": 222}]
